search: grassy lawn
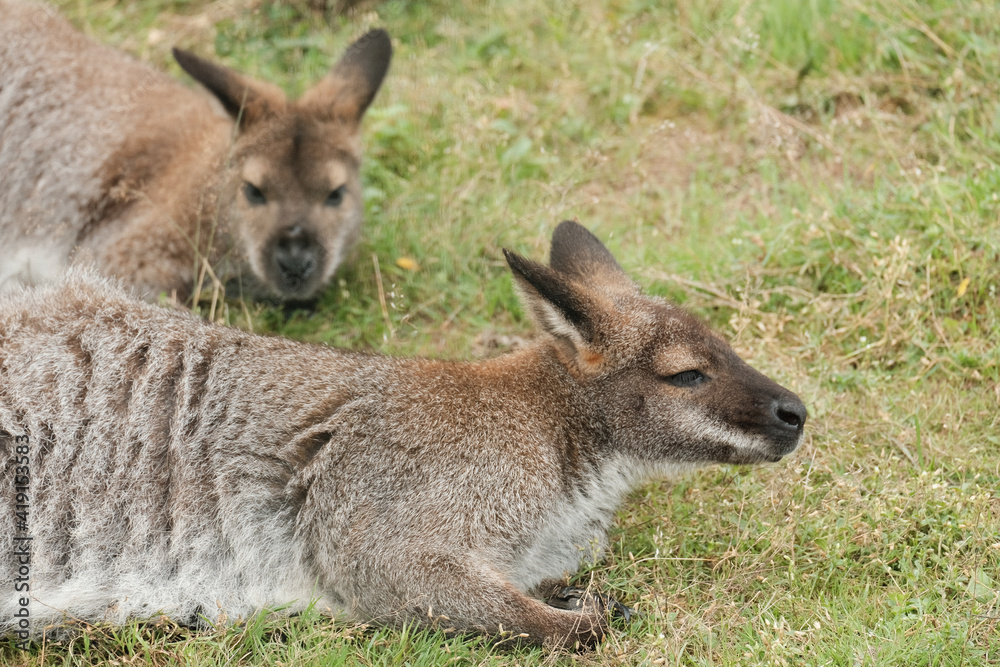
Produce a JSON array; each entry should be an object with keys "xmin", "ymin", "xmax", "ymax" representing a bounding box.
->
[{"xmin": 4, "ymin": 0, "xmax": 999, "ymax": 664}]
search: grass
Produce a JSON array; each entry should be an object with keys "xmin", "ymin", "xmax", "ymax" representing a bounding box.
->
[{"xmin": 4, "ymin": 0, "xmax": 1000, "ymax": 663}]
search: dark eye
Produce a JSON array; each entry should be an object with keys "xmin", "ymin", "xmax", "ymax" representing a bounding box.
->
[
  {"xmin": 243, "ymin": 182, "xmax": 267, "ymax": 207},
  {"xmin": 664, "ymin": 370, "xmax": 707, "ymax": 387},
  {"xmin": 325, "ymin": 186, "xmax": 346, "ymax": 207}
]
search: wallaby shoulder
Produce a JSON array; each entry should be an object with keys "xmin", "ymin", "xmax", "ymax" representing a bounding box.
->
[{"xmin": 0, "ymin": 1, "xmax": 232, "ymax": 294}]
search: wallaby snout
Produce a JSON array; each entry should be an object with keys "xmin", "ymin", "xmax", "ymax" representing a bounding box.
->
[
  {"xmin": 271, "ymin": 225, "xmax": 324, "ymax": 294},
  {"xmin": 0, "ymin": 1, "xmax": 391, "ymax": 302},
  {"xmin": 0, "ymin": 220, "xmax": 806, "ymax": 649}
]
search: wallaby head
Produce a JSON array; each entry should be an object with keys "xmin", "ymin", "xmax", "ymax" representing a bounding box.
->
[
  {"xmin": 504, "ymin": 221, "xmax": 806, "ymax": 470},
  {"xmin": 172, "ymin": 29, "xmax": 391, "ymax": 300}
]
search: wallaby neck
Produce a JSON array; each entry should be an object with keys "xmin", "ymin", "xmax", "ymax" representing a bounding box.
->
[{"xmin": 466, "ymin": 343, "xmax": 616, "ymax": 474}]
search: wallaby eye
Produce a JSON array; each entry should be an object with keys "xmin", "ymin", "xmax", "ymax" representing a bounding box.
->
[
  {"xmin": 664, "ymin": 369, "xmax": 707, "ymax": 388},
  {"xmin": 325, "ymin": 186, "xmax": 346, "ymax": 208},
  {"xmin": 243, "ymin": 182, "xmax": 267, "ymax": 207}
]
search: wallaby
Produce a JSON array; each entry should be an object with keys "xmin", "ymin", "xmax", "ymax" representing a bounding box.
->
[
  {"xmin": 0, "ymin": 0, "xmax": 391, "ymax": 302},
  {"xmin": 0, "ymin": 221, "xmax": 807, "ymax": 648}
]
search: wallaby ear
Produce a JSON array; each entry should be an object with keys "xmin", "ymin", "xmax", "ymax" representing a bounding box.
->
[
  {"xmin": 549, "ymin": 221, "xmax": 637, "ymax": 296},
  {"xmin": 299, "ymin": 29, "xmax": 392, "ymax": 124},
  {"xmin": 504, "ymin": 248, "xmax": 601, "ymax": 350},
  {"xmin": 173, "ymin": 48, "xmax": 285, "ymax": 127}
]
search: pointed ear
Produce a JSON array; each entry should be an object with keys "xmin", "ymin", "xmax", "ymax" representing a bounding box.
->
[
  {"xmin": 299, "ymin": 29, "xmax": 392, "ymax": 124},
  {"xmin": 503, "ymin": 248, "xmax": 603, "ymax": 351},
  {"xmin": 173, "ymin": 48, "xmax": 285, "ymax": 127},
  {"xmin": 549, "ymin": 220, "xmax": 636, "ymax": 296}
]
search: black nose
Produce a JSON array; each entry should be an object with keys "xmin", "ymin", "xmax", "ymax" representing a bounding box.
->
[
  {"xmin": 274, "ymin": 226, "xmax": 320, "ymax": 289},
  {"xmin": 772, "ymin": 395, "xmax": 807, "ymax": 432}
]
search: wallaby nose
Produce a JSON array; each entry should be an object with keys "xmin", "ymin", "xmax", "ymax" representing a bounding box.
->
[
  {"xmin": 772, "ymin": 395, "xmax": 807, "ymax": 433},
  {"xmin": 274, "ymin": 226, "xmax": 320, "ymax": 289}
]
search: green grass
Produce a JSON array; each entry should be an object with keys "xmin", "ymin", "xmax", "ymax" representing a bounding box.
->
[{"xmin": 5, "ymin": 0, "xmax": 1000, "ymax": 663}]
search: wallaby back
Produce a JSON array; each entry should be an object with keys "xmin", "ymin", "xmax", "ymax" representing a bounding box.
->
[
  {"xmin": 0, "ymin": 221, "xmax": 806, "ymax": 649},
  {"xmin": 0, "ymin": 0, "xmax": 391, "ymax": 302}
]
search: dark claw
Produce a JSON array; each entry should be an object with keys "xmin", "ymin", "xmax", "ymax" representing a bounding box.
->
[{"xmin": 604, "ymin": 597, "xmax": 638, "ymax": 623}]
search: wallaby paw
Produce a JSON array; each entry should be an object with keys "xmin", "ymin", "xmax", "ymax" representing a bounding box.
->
[{"xmin": 545, "ymin": 586, "xmax": 637, "ymax": 622}]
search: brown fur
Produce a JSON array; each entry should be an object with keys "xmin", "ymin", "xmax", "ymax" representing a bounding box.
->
[
  {"xmin": 0, "ymin": 0, "xmax": 391, "ymax": 302},
  {"xmin": 0, "ymin": 221, "xmax": 806, "ymax": 649}
]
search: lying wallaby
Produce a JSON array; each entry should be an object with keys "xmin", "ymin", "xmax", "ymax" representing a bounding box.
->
[
  {"xmin": 0, "ymin": 0, "xmax": 391, "ymax": 302},
  {"xmin": 0, "ymin": 221, "xmax": 806, "ymax": 648}
]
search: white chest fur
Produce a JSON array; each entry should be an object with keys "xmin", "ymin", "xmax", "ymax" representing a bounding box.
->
[{"xmin": 506, "ymin": 456, "xmax": 638, "ymax": 592}]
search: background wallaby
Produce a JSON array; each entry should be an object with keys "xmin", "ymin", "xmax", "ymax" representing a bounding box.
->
[
  {"xmin": 0, "ymin": 221, "xmax": 806, "ymax": 648},
  {"xmin": 0, "ymin": 0, "xmax": 391, "ymax": 302}
]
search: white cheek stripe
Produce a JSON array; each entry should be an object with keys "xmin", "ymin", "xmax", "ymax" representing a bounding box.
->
[{"xmin": 686, "ymin": 407, "xmax": 801, "ymax": 458}]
